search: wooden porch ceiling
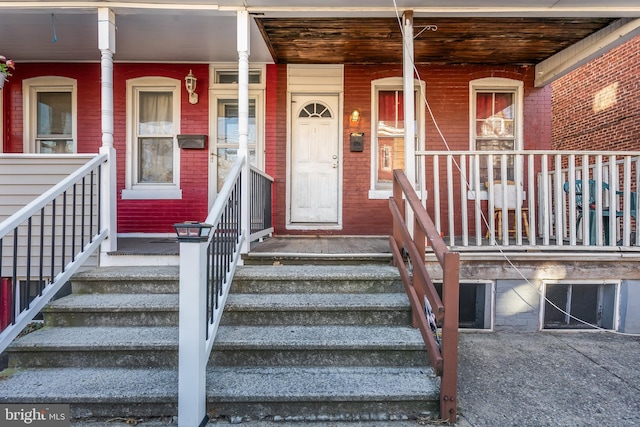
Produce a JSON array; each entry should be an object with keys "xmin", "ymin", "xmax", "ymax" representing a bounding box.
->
[{"xmin": 255, "ymin": 17, "xmax": 617, "ymax": 65}]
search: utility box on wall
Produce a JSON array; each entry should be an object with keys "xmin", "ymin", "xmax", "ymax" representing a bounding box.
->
[
  {"xmin": 177, "ymin": 135, "xmax": 207, "ymax": 149},
  {"xmin": 350, "ymin": 133, "xmax": 364, "ymax": 152}
]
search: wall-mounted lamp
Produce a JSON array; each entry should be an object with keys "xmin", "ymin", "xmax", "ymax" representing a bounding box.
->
[
  {"xmin": 185, "ymin": 70, "xmax": 198, "ymax": 105},
  {"xmin": 350, "ymin": 109, "xmax": 360, "ymax": 123}
]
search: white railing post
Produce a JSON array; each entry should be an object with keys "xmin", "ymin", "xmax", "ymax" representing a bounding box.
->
[{"xmin": 177, "ymin": 235, "xmax": 209, "ymax": 427}]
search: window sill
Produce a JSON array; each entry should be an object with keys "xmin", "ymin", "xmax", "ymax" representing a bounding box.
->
[
  {"xmin": 122, "ymin": 188, "xmax": 183, "ymax": 200},
  {"xmin": 368, "ymin": 189, "xmax": 392, "ymax": 200}
]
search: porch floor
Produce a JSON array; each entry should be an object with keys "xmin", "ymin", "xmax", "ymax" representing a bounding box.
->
[{"xmin": 113, "ymin": 235, "xmax": 391, "ymax": 256}]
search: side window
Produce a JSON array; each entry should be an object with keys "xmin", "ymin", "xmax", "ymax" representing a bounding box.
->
[
  {"xmin": 23, "ymin": 77, "xmax": 77, "ymax": 154},
  {"xmin": 123, "ymin": 78, "xmax": 181, "ymax": 200},
  {"xmin": 470, "ymin": 78, "xmax": 523, "ymax": 194}
]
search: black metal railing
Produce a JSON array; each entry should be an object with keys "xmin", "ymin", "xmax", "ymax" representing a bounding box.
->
[
  {"xmin": 250, "ymin": 166, "xmax": 274, "ymax": 241},
  {"xmin": 206, "ymin": 167, "xmax": 242, "ymax": 340},
  {"xmin": 0, "ymin": 154, "xmax": 108, "ymax": 353}
]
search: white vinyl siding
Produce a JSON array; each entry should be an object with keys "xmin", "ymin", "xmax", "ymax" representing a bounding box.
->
[{"xmin": 0, "ymin": 155, "xmax": 98, "ymax": 278}]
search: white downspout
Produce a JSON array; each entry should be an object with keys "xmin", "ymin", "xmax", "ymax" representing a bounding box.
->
[
  {"xmin": 237, "ymin": 10, "xmax": 251, "ymax": 258},
  {"xmin": 98, "ymin": 7, "xmax": 117, "ymax": 257}
]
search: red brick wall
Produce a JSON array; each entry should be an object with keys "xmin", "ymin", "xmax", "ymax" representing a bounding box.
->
[
  {"xmin": 3, "ymin": 62, "xmax": 553, "ymax": 237},
  {"xmin": 2, "ymin": 63, "xmax": 102, "ymax": 153},
  {"xmin": 270, "ymin": 64, "xmax": 550, "ymax": 236},
  {"xmin": 114, "ymin": 64, "xmax": 210, "ymax": 233},
  {"xmin": 2, "ymin": 63, "xmax": 210, "ymax": 234},
  {"xmin": 551, "ymin": 35, "xmax": 640, "ymax": 151}
]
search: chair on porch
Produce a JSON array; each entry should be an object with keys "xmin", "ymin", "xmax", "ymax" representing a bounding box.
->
[
  {"xmin": 563, "ymin": 179, "xmax": 626, "ymax": 244},
  {"xmin": 485, "ymin": 180, "xmax": 529, "ymax": 240}
]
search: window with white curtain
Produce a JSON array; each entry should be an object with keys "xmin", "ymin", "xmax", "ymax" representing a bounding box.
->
[{"xmin": 123, "ymin": 78, "xmax": 181, "ymax": 200}]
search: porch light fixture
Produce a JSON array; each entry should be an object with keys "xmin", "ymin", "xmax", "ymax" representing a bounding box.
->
[
  {"xmin": 185, "ymin": 70, "xmax": 198, "ymax": 104},
  {"xmin": 350, "ymin": 109, "xmax": 360, "ymax": 123},
  {"xmin": 173, "ymin": 221, "xmax": 212, "ymax": 242}
]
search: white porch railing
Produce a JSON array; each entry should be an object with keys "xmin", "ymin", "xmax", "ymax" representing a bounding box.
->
[
  {"xmin": 0, "ymin": 153, "xmax": 109, "ymax": 354},
  {"xmin": 418, "ymin": 150, "xmax": 640, "ymax": 250},
  {"xmin": 176, "ymin": 155, "xmax": 274, "ymax": 427}
]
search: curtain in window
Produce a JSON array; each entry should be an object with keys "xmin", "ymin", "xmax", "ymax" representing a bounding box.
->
[
  {"xmin": 138, "ymin": 91, "xmax": 174, "ymax": 183},
  {"xmin": 139, "ymin": 92, "xmax": 173, "ymax": 135}
]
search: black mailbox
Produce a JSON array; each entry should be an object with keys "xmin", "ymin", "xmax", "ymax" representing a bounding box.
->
[
  {"xmin": 177, "ymin": 134, "xmax": 207, "ymax": 149},
  {"xmin": 350, "ymin": 133, "xmax": 364, "ymax": 152}
]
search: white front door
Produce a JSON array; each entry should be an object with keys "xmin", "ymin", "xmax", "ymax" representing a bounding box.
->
[{"xmin": 290, "ymin": 94, "xmax": 340, "ymax": 223}]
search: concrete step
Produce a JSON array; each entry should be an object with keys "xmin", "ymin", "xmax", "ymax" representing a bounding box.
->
[
  {"xmin": 8, "ymin": 325, "xmax": 427, "ymax": 369},
  {"xmin": 211, "ymin": 325, "xmax": 429, "ymax": 367},
  {"xmin": 7, "ymin": 326, "xmax": 178, "ymax": 368},
  {"xmin": 1, "ymin": 263, "xmax": 437, "ymax": 422},
  {"xmin": 231, "ymin": 265, "xmax": 403, "ymax": 294},
  {"xmin": 71, "ymin": 266, "xmax": 179, "ymax": 294},
  {"xmin": 222, "ymin": 293, "xmax": 411, "ymax": 326},
  {"xmin": 0, "ymin": 366, "xmax": 439, "ymax": 421},
  {"xmin": 42, "ymin": 294, "xmax": 178, "ymax": 327}
]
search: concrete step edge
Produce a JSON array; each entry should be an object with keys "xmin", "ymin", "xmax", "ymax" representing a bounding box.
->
[{"xmin": 0, "ymin": 366, "xmax": 438, "ymax": 402}]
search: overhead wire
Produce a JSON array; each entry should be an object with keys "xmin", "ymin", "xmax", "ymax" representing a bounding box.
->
[{"xmin": 390, "ymin": 0, "xmax": 640, "ymax": 337}]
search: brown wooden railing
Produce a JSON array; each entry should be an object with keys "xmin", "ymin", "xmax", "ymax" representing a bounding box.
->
[{"xmin": 388, "ymin": 169, "xmax": 460, "ymax": 422}]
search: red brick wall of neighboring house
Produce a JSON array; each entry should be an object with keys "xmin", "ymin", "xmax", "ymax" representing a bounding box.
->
[
  {"xmin": 551, "ymin": 35, "xmax": 640, "ymax": 151},
  {"xmin": 2, "ymin": 63, "xmax": 210, "ymax": 234},
  {"xmin": 269, "ymin": 63, "xmax": 551, "ymax": 236},
  {"xmin": 1, "ymin": 63, "xmax": 102, "ymax": 153}
]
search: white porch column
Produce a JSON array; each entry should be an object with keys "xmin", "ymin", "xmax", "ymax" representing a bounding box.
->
[
  {"xmin": 237, "ymin": 10, "xmax": 251, "ymax": 257},
  {"xmin": 98, "ymin": 7, "xmax": 117, "ymax": 254}
]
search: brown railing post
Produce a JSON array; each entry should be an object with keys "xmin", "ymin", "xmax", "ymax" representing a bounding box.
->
[
  {"xmin": 391, "ymin": 173, "xmax": 405, "ymax": 268},
  {"xmin": 389, "ymin": 168, "xmax": 459, "ymax": 423},
  {"xmin": 412, "ymin": 215, "xmax": 427, "ymax": 327},
  {"xmin": 440, "ymin": 251, "xmax": 460, "ymax": 421}
]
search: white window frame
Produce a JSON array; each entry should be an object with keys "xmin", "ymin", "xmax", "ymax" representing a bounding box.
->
[
  {"xmin": 540, "ymin": 279, "xmax": 620, "ymax": 331},
  {"xmin": 468, "ymin": 77, "xmax": 524, "ymax": 200},
  {"xmin": 123, "ymin": 77, "xmax": 182, "ymax": 200},
  {"xmin": 210, "ymin": 63, "xmax": 266, "ymax": 88},
  {"xmin": 22, "ymin": 76, "xmax": 78, "ymax": 154},
  {"xmin": 208, "ymin": 63, "xmax": 266, "ymax": 208},
  {"xmin": 369, "ymin": 77, "xmax": 425, "ymax": 199}
]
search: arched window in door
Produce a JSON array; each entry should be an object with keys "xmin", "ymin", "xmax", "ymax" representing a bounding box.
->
[{"xmin": 299, "ymin": 102, "xmax": 332, "ymax": 118}]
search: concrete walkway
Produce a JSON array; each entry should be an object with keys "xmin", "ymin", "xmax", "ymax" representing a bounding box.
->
[
  {"xmin": 70, "ymin": 331, "xmax": 640, "ymax": 427},
  {"xmin": 456, "ymin": 331, "xmax": 640, "ymax": 427}
]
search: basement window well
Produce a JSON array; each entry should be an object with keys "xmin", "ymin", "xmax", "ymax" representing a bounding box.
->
[
  {"xmin": 436, "ymin": 281, "xmax": 494, "ymax": 330},
  {"xmin": 542, "ymin": 281, "xmax": 619, "ymax": 330}
]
